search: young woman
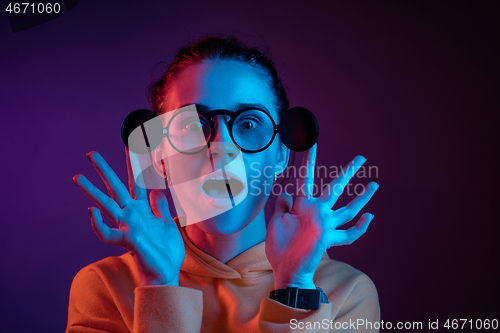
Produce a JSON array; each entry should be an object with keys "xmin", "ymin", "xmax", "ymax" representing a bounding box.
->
[{"xmin": 67, "ymin": 37, "xmax": 380, "ymax": 332}]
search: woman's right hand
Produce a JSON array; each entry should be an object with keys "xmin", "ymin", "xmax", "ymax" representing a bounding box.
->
[{"xmin": 72, "ymin": 148, "xmax": 185, "ymax": 287}]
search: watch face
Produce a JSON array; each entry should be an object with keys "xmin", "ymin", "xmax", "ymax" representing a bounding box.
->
[
  {"xmin": 296, "ymin": 289, "xmax": 321, "ymax": 310},
  {"xmin": 271, "ymin": 287, "xmax": 326, "ymax": 309}
]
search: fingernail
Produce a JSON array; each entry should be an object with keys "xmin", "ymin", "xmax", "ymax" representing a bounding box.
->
[
  {"xmin": 371, "ymin": 182, "xmax": 380, "ymax": 190},
  {"xmin": 356, "ymin": 155, "xmax": 367, "ymax": 163}
]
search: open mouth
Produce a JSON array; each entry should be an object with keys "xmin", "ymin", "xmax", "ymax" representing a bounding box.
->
[{"xmin": 201, "ymin": 176, "xmax": 245, "ymax": 199}]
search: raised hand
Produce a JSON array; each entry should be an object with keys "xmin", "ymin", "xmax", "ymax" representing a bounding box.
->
[
  {"xmin": 266, "ymin": 144, "xmax": 379, "ymax": 290},
  {"xmin": 72, "ymin": 148, "xmax": 185, "ymax": 286}
]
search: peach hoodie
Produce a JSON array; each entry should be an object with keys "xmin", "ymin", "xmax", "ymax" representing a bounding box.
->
[{"xmin": 66, "ymin": 220, "xmax": 380, "ymax": 332}]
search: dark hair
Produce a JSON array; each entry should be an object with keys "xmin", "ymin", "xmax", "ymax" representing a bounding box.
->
[{"xmin": 147, "ymin": 36, "xmax": 289, "ymax": 117}]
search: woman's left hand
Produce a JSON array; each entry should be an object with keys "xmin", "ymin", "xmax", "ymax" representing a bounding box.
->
[{"xmin": 266, "ymin": 144, "xmax": 379, "ymax": 290}]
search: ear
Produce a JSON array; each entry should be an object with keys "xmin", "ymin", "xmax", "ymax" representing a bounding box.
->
[
  {"xmin": 151, "ymin": 145, "xmax": 167, "ymax": 178},
  {"xmin": 275, "ymin": 142, "xmax": 290, "ymax": 176}
]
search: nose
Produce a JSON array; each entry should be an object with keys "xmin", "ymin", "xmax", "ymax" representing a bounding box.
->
[
  {"xmin": 211, "ymin": 115, "xmax": 232, "ymax": 143},
  {"xmin": 207, "ymin": 115, "xmax": 240, "ymax": 164}
]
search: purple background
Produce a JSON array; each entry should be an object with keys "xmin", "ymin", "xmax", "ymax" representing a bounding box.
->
[{"xmin": 1, "ymin": 1, "xmax": 498, "ymax": 332}]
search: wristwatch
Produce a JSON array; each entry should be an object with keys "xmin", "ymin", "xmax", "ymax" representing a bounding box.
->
[{"xmin": 269, "ymin": 287, "xmax": 329, "ymax": 309}]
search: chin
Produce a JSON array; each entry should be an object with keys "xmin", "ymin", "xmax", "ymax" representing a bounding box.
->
[{"xmin": 191, "ymin": 194, "xmax": 265, "ymax": 236}]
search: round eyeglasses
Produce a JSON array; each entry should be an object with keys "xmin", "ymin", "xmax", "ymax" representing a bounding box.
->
[
  {"xmin": 165, "ymin": 107, "xmax": 278, "ymax": 154},
  {"xmin": 121, "ymin": 106, "xmax": 319, "ymax": 155}
]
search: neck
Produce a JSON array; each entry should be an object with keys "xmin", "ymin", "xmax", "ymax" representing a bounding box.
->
[{"xmin": 184, "ymin": 210, "xmax": 267, "ymax": 263}]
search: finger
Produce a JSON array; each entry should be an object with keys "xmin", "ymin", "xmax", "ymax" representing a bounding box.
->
[
  {"xmin": 297, "ymin": 143, "xmax": 317, "ymax": 198},
  {"xmin": 320, "ymin": 155, "xmax": 367, "ymax": 207},
  {"xmin": 89, "ymin": 207, "xmax": 124, "ymax": 246},
  {"xmin": 87, "ymin": 151, "xmax": 131, "ymax": 208},
  {"xmin": 271, "ymin": 192, "xmax": 294, "ymax": 219},
  {"xmin": 333, "ymin": 182, "xmax": 379, "ymax": 228},
  {"xmin": 331, "ymin": 213, "xmax": 374, "ymax": 246},
  {"xmin": 73, "ymin": 174, "xmax": 122, "ymax": 226},
  {"xmin": 268, "ymin": 192, "xmax": 294, "ymax": 234},
  {"xmin": 125, "ymin": 147, "xmax": 147, "ymax": 201},
  {"xmin": 150, "ymin": 189, "xmax": 174, "ymax": 223}
]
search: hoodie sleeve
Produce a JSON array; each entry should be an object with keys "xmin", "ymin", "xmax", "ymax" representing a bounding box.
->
[
  {"xmin": 66, "ymin": 265, "xmax": 203, "ymax": 333},
  {"xmin": 258, "ymin": 273, "xmax": 380, "ymax": 333}
]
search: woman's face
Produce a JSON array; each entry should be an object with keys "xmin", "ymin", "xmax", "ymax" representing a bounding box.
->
[{"xmin": 158, "ymin": 59, "xmax": 288, "ymax": 235}]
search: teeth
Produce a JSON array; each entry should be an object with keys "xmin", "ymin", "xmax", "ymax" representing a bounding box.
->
[{"xmin": 209, "ymin": 176, "xmax": 232, "ymax": 180}]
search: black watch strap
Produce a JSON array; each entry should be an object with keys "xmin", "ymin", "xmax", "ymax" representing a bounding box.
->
[{"xmin": 269, "ymin": 287, "xmax": 329, "ymax": 309}]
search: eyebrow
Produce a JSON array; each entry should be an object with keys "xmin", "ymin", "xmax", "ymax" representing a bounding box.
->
[{"xmin": 178, "ymin": 103, "xmax": 271, "ymax": 115}]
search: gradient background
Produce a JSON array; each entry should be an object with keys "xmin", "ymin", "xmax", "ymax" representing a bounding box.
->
[{"xmin": 1, "ymin": 1, "xmax": 498, "ymax": 332}]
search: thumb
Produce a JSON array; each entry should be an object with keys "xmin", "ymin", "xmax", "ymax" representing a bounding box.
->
[
  {"xmin": 150, "ymin": 189, "xmax": 174, "ymax": 223},
  {"xmin": 270, "ymin": 192, "xmax": 293, "ymax": 220}
]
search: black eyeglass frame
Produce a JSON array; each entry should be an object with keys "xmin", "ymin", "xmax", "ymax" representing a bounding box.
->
[{"xmin": 164, "ymin": 107, "xmax": 279, "ymax": 155}]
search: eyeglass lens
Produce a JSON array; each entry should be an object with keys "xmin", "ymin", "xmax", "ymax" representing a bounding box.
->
[{"xmin": 232, "ymin": 109, "xmax": 274, "ymax": 151}]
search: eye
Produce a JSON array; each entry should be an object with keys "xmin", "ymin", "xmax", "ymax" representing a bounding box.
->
[
  {"xmin": 186, "ymin": 121, "xmax": 203, "ymax": 132},
  {"xmin": 241, "ymin": 119, "xmax": 257, "ymax": 130},
  {"xmin": 182, "ymin": 118, "xmax": 207, "ymax": 132},
  {"xmin": 238, "ymin": 116, "xmax": 260, "ymax": 131}
]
